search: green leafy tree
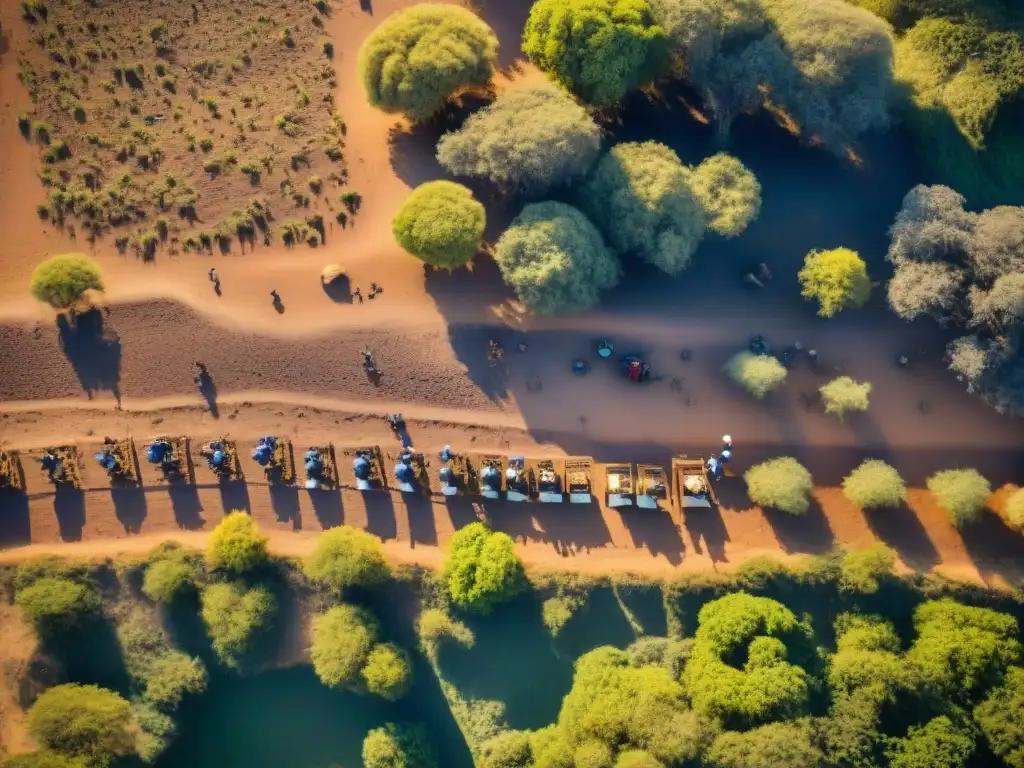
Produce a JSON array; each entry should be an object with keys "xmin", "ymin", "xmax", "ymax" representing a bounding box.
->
[
  {"xmin": 478, "ymin": 730, "xmax": 533, "ymax": 768},
  {"xmin": 392, "ymin": 181, "xmax": 485, "ymax": 269},
  {"xmin": 842, "ymin": 459, "xmax": 907, "ymax": 510},
  {"xmin": 523, "ymin": 0, "xmax": 669, "ymax": 105},
  {"xmin": 724, "ymin": 351, "xmax": 787, "ymax": 399},
  {"xmin": 926, "ymin": 469, "xmax": 991, "ymax": 527},
  {"xmin": 361, "ymin": 643, "xmax": 413, "ymax": 701},
  {"xmin": 27, "ymin": 684, "xmax": 135, "ymax": 767},
  {"xmin": 363, "ymin": 723, "xmax": 437, "ymax": 768},
  {"xmin": 828, "ymin": 614, "xmax": 911, "ymax": 695},
  {"xmin": 30, "ymin": 254, "xmax": 104, "ymax": 309},
  {"xmin": 820, "ymin": 376, "xmax": 872, "ymax": 420},
  {"xmin": 310, "ymin": 604, "xmax": 378, "ymax": 688},
  {"xmin": 200, "ymin": 582, "xmax": 276, "ymax": 669},
  {"xmin": 706, "ymin": 721, "xmax": 822, "ymax": 768},
  {"xmin": 436, "ymin": 86, "xmax": 602, "ymax": 197},
  {"xmin": 443, "ymin": 522, "xmax": 526, "ymax": 612},
  {"xmin": 799, "ymin": 247, "xmax": 871, "ymax": 317},
  {"xmin": 16, "ymin": 577, "xmax": 100, "ymax": 638},
  {"xmin": 494, "ymin": 201, "xmax": 622, "ymax": 315},
  {"xmin": 417, "ymin": 609, "xmax": 475, "ymax": 661},
  {"xmin": 303, "ymin": 526, "xmax": 389, "ymax": 594},
  {"xmin": 206, "ymin": 511, "xmax": 269, "ymax": 573},
  {"xmin": 687, "ymin": 593, "xmax": 809, "ymax": 728},
  {"xmin": 686, "ymin": 153, "xmax": 762, "ymax": 237},
  {"xmin": 142, "ymin": 555, "xmax": 199, "ymax": 603},
  {"xmin": 974, "ymin": 666, "xmax": 1024, "ymax": 768},
  {"xmin": 614, "ymin": 750, "xmax": 662, "ymax": 767},
  {"xmin": 358, "ymin": 4, "xmax": 498, "ymax": 121},
  {"xmin": 840, "ymin": 544, "xmax": 897, "ymax": 594},
  {"xmin": 744, "ymin": 457, "xmax": 813, "ymax": 515},
  {"xmin": 582, "ymin": 141, "xmax": 705, "ymax": 275},
  {"xmin": 1007, "ymin": 487, "xmax": 1024, "ymax": 530},
  {"xmin": 886, "ymin": 716, "xmax": 975, "ymax": 768}
]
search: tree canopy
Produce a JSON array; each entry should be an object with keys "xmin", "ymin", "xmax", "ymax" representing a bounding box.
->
[
  {"xmin": 358, "ymin": 4, "xmax": 498, "ymax": 121},
  {"xmin": 206, "ymin": 512, "xmax": 269, "ymax": 574},
  {"xmin": 926, "ymin": 468, "xmax": 991, "ymax": 527},
  {"xmin": 819, "ymin": 376, "xmax": 872, "ymax": 420},
  {"xmin": 706, "ymin": 721, "xmax": 822, "ymax": 768},
  {"xmin": 436, "ymin": 86, "xmax": 602, "ymax": 197},
  {"xmin": 839, "ymin": 544, "xmax": 897, "ymax": 594},
  {"xmin": 30, "ymin": 253, "xmax": 104, "ymax": 309},
  {"xmin": 886, "ymin": 716, "xmax": 975, "ymax": 768},
  {"xmin": 493, "ymin": 201, "xmax": 621, "ymax": 315},
  {"xmin": 303, "ymin": 526, "xmax": 390, "ymax": 594},
  {"xmin": 142, "ymin": 551, "xmax": 199, "ymax": 603},
  {"xmin": 842, "ymin": 459, "xmax": 907, "ymax": 510},
  {"xmin": 523, "ymin": 0, "xmax": 669, "ymax": 105},
  {"xmin": 363, "ymin": 723, "xmax": 437, "ymax": 768},
  {"xmin": 974, "ymin": 666, "xmax": 1024, "ymax": 768},
  {"xmin": 16, "ymin": 577, "xmax": 100, "ymax": 639},
  {"xmin": 310, "ymin": 604, "xmax": 379, "ymax": 689},
  {"xmin": 199, "ymin": 582, "xmax": 275, "ymax": 669},
  {"xmin": 392, "ymin": 181, "xmax": 486, "ymax": 270},
  {"xmin": 724, "ymin": 351, "xmax": 787, "ymax": 399},
  {"xmin": 442, "ymin": 522, "xmax": 526, "ymax": 612},
  {"xmin": 744, "ymin": 457, "xmax": 813, "ymax": 515},
  {"xmin": 799, "ymin": 248, "xmax": 871, "ymax": 317},
  {"xmin": 27, "ymin": 684, "xmax": 135, "ymax": 768},
  {"xmin": 685, "ymin": 153, "xmax": 762, "ymax": 237},
  {"xmin": 1007, "ymin": 487, "xmax": 1024, "ymax": 530},
  {"xmin": 361, "ymin": 643, "xmax": 413, "ymax": 701}
]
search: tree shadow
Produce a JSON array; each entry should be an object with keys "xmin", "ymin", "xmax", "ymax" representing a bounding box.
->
[
  {"xmin": 862, "ymin": 503, "xmax": 941, "ymax": 571},
  {"xmin": 618, "ymin": 508, "xmax": 684, "ymax": 565},
  {"xmin": 170, "ymin": 484, "xmax": 205, "ymax": 530},
  {"xmin": 53, "ymin": 486, "xmax": 85, "ymax": 541},
  {"xmin": 0, "ymin": 490, "xmax": 30, "ymax": 546},
  {"xmin": 492, "ymin": 499, "xmax": 613, "ymax": 556},
  {"xmin": 958, "ymin": 509, "xmax": 1024, "ymax": 585},
  {"xmin": 111, "ymin": 486, "xmax": 147, "ymax": 534},
  {"xmin": 470, "ymin": 0, "xmax": 532, "ymax": 68},
  {"xmin": 611, "ymin": 582, "xmax": 668, "ymax": 637},
  {"xmin": 56, "ymin": 310, "xmax": 122, "ymax": 403},
  {"xmin": 682, "ymin": 507, "xmax": 730, "ymax": 563},
  {"xmin": 308, "ymin": 488, "xmax": 342, "ymax": 529},
  {"xmin": 363, "ymin": 492, "xmax": 398, "ymax": 540},
  {"xmin": 321, "ymin": 275, "xmax": 352, "ymax": 304},
  {"xmin": 219, "ymin": 480, "xmax": 251, "ymax": 514},
  {"xmin": 164, "ymin": 595, "xmax": 215, "ymax": 664},
  {"xmin": 405, "ymin": 493, "xmax": 437, "ymax": 546},
  {"xmin": 48, "ymin": 615, "xmax": 131, "ymax": 695},
  {"xmin": 763, "ymin": 498, "xmax": 835, "ymax": 554},
  {"xmin": 269, "ymin": 485, "xmax": 300, "ymax": 530},
  {"xmin": 445, "ymin": 496, "xmax": 482, "ymax": 529}
]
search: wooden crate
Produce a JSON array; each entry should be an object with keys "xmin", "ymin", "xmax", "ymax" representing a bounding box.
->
[
  {"xmin": 472, "ymin": 453, "xmax": 506, "ymax": 499},
  {"xmin": 564, "ymin": 457, "xmax": 594, "ymax": 504},
  {"xmin": 528, "ymin": 457, "xmax": 564, "ymax": 503},
  {"xmin": 196, "ymin": 438, "xmax": 243, "ymax": 482},
  {"xmin": 0, "ymin": 451, "xmax": 25, "ymax": 491},
  {"xmin": 100, "ymin": 437, "xmax": 141, "ymax": 486},
  {"xmin": 605, "ymin": 463, "xmax": 635, "ymax": 508},
  {"xmin": 636, "ymin": 463, "xmax": 669, "ymax": 510},
  {"xmin": 38, "ymin": 446, "xmax": 83, "ymax": 490}
]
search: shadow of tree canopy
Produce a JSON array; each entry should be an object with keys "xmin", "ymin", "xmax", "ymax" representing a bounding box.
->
[{"xmin": 56, "ymin": 309, "xmax": 122, "ymax": 403}]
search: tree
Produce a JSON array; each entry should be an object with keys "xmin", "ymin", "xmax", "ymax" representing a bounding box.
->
[
  {"xmin": 494, "ymin": 201, "xmax": 622, "ymax": 315},
  {"xmin": 926, "ymin": 469, "xmax": 991, "ymax": 527},
  {"xmin": 685, "ymin": 153, "xmax": 761, "ymax": 237},
  {"xmin": 310, "ymin": 604, "xmax": 378, "ymax": 688},
  {"xmin": 142, "ymin": 556, "xmax": 199, "ymax": 603},
  {"xmin": 479, "ymin": 731, "xmax": 534, "ymax": 768},
  {"xmin": 614, "ymin": 750, "xmax": 662, "ymax": 767},
  {"xmin": 969, "ymin": 273, "xmax": 1024, "ymax": 331},
  {"xmin": 16, "ymin": 577, "xmax": 100, "ymax": 638},
  {"xmin": 706, "ymin": 721, "xmax": 822, "ymax": 768},
  {"xmin": 436, "ymin": 86, "xmax": 602, "ymax": 197},
  {"xmin": 27, "ymin": 684, "xmax": 135, "ymax": 767},
  {"xmin": 819, "ymin": 376, "xmax": 872, "ymax": 420},
  {"xmin": 303, "ymin": 526, "xmax": 389, "ymax": 594},
  {"xmin": 828, "ymin": 614, "xmax": 910, "ymax": 695},
  {"xmin": 392, "ymin": 181, "xmax": 485, "ymax": 269},
  {"xmin": 200, "ymin": 582, "xmax": 275, "ymax": 669},
  {"xmin": 885, "ymin": 716, "xmax": 975, "ymax": 768},
  {"xmin": 30, "ymin": 254, "xmax": 104, "ymax": 309},
  {"xmin": 0, "ymin": 753, "xmax": 87, "ymax": 768},
  {"xmin": 888, "ymin": 261, "xmax": 964, "ymax": 322},
  {"xmin": 361, "ymin": 643, "xmax": 413, "ymax": 701},
  {"xmin": 724, "ymin": 351, "xmax": 787, "ymax": 399},
  {"xmin": 206, "ymin": 511, "xmax": 269, "ymax": 573},
  {"xmin": 582, "ymin": 142, "xmax": 705, "ymax": 275},
  {"xmin": 842, "ymin": 459, "xmax": 907, "ymax": 510},
  {"xmin": 1007, "ymin": 487, "xmax": 1024, "ymax": 530},
  {"xmin": 798, "ymin": 248, "xmax": 871, "ymax": 317},
  {"xmin": 443, "ymin": 522, "xmax": 526, "ymax": 612},
  {"xmin": 974, "ymin": 666, "xmax": 1024, "ymax": 768},
  {"xmin": 363, "ymin": 723, "xmax": 437, "ymax": 768},
  {"xmin": 523, "ymin": 0, "xmax": 669, "ymax": 106},
  {"xmin": 744, "ymin": 457, "xmax": 813, "ymax": 514},
  {"xmin": 358, "ymin": 4, "xmax": 498, "ymax": 121},
  {"xmin": 840, "ymin": 544, "xmax": 897, "ymax": 594}
]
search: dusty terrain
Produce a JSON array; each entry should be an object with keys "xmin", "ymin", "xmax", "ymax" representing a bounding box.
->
[{"xmin": 0, "ymin": 0, "xmax": 1022, "ymax": 593}]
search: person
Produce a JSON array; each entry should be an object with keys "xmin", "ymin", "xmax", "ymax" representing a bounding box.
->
[
  {"xmin": 354, "ymin": 287, "xmax": 363, "ymax": 304},
  {"xmin": 208, "ymin": 268, "xmax": 217, "ymax": 282},
  {"xmin": 270, "ymin": 289, "xmax": 279, "ymax": 300}
]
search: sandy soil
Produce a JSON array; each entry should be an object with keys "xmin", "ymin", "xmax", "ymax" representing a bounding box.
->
[{"xmin": 0, "ymin": 0, "xmax": 1022, "ymax": 591}]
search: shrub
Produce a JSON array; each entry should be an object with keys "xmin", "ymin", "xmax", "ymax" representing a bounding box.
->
[
  {"xmin": 686, "ymin": 153, "xmax": 762, "ymax": 237},
  {"xmin": 437, "ymin": 86, "xmax": 601, "ymax": 197},
  {"xmin": 542, "ymin": 595, "xmax": 582, "ymax": 637},
  {"xmin": 523, "ymin": 0, "xmax": 668, "ymax": 105},
  {"xmin": 361, "ymin": 643, "xmax": 413, "ymax": 700},
  {"xmin": 493, "ymin": 201, "xmax": 621, "ymax": 315},
  {"xmin": 744, "ymin": 457, "xmax": 813, "ymax": 515},
  {"xmin": 30, "ymin": 254, "xmax": 104, "ymax": 309},
  {"xmin": 582, "ymin": 142, "xmax": 705, "ymax": 275},
  {"xmin": 479, "ymin": 730, "xmax": 532, "ymax": 768},
  {"xmin": 442, "ymin": 522, "xmax": 526, "ymax": 612},
  {"xmin": 363, "ymin": 723, "xmax": 437, "ymax": 768},
  {"xmin": 417, "ymin": 608, "xmax": 474, "ymax": 657},
  {"xmin": 799, "ymin": 248, "xmax": 871, "ymax": 317},
  {"xmin": 1007, "ymin": 487, "xmax": 1024, "ymax": 529},
  {"xmin": 358, "ymin": 4, "xmax": 498, "ymax": 121},
  {"xmin": 142, "ymin": 554, "xmax": 199, "ymax": 603},
  {"xmin": 27, "ymin": 684, "xmax": 134, "ymax": 767},
  {"xmin": 926, "ymin": 469, "xmax": 991, "ymax": 527},
  {"xmin": 392, "ymin": 181, "xmax": 486, "ymax": 269},
  {"xmin": 828, "ymin": 615, "xmax": 909, "ymax": 695},
  {"xmin": 974, "ymin": 666, "xmax": 1024, "ymax": 768},
  {"xmin": 206, "ymin": 511, "xmax": 269, "ymax": 573},
  {"xmin": 16, "ymin": 577, "xmax": 100, "ymax": 638},
  {"xmin": 310, "ymin": 604, "xmax": 378, "ymax": 688},
  {"xmin": 200, "ymin": 582, "xmax": 275, "ymax": 669},
  {"xmin": 303, "ymin": 526, "xmax": 389, "ymax": 594},
  {"xmin": 840, "ymin": 544, "xmax": 897, "ymax": 594},
  {"xmin": 819, "ymin": 376, "xmax": 872, "ymax": 420},
  {"xmin": 724, "ymin": 351, "xmax": 787, "ymax": 399},
  {"xmin": 706, "ymin": 721, "xmax": 822, "ymax": 768},
  {"xmin": 842, "ymin": 460, "xmax": 907, "ymax": 510}
]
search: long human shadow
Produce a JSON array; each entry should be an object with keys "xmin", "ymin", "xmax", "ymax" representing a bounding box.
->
[
  {"xmin": 862, "ymin": 503, "xmax": 940, "ymax": 571},
  {"xmin": 170, "ymin": 483, "xmax": 205, "ymax": 530},
  {"xmin": 56, "ymin": 309, "xmax": 122, "ymax": 403},
  {"xmin": 53, "ymin": 486, "xmax": 85, "ymax": 541},
  {"xmin": 0, "ymin": 491, "xmax": 31, "ymax": 546},
  {"xmin": 616, "ymin": 508, "xmax": 684, "ymax": 565},
  {"xmin": 196, "ymin": 368, "xmax": 220, "ymax": 418},
  {"xmin": 111, "ymin": 486, "xmax": 147, "ymax": 534}
]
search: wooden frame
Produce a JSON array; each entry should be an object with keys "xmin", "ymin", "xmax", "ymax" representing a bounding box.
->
[
  {"xmin": 440, "ymin": 452, "xmax": 477, "ymax": 497},
  {"xmin": 196, "ymin": 438, "xmax": 242, "ymax": 482},
  {"xmin": 386, "ymin": 449, "xmax": 430, "ymax": 495},
  {"xmin": 636, "ymin": 463, "xmax": 669, "ymax": 510},
  {"xmin": 505, "ymin": 456, "xmax": 534, "ymax": 502},
  {"xmin": 671, "ymin": 455, "xmax": 715, "ymax": 510},
  {"xmin": 564, "ymin": 457, "xmax": 594, "ymax": 504},
  {"xmin": 473, "ymin": 454, "xmax": 506, "ymax": 499},
  {"xmin": 342, "ymin": 446, "xmax": 388, "ymax": 491},
  {"xmin": 0, "ymin": 450, "xmax": 24, "ymax": 492},
  {"xmin": 39, "ymin": 446, "xmax": 82, "ymax": 490},
  {"xmin": 605, "ymin": 463, "xmax": 635, "ymax": 508},
  {"xmin": 302, "ymin": 444, "xmax": 339, "ymax": 490},
  {"xmin": 99, "ymin": 437, "xmax": 141, "ymax": 486},
  {"xmin": 528, "ymin": 457, "xmax": 564, "ymax": 503},
  {"xmin": 146, "ymin": 436, "xmax": 194, "ymax": 484}
]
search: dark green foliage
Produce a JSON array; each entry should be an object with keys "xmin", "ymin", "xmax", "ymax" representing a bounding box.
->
[
  {"xmin": 523, "ymin": 0, "xmax": 669, "ymax": 105},
  {"xmin": 0, "ymin": 753, "xmax": 87, "ymax": 768},
  {"xmin": 310, "ymin": 604, "xmax": 378, "ymax": 688},
  {"xmin": 828, "ymin": 614, "xmax": 912, "ymax": 696},
  {"xmin": 16, "ymin": 577, "xmax": 100, "ymax": 638},
  {"xmin": 30, "ymin": 254, "xmax": 104, "ymax": 309},
  {"xmin": 479, "ymin": 730, "xmax": 533, "ymax": 768},
  {"xmin": 303, "ymin": 526, "xmax": 389, "ymax": 593},
  {"xmin": 27, "ymin": 684, "xmax": 135, "ymax": 767},
  {"xmin": 200, "ymin": 582, "xmax": 276, "ymax": 669},
  {"xmin": 362, "ymin": 723, "xmax": 437, "ymax": 768},
  {"xmin": 885, "ymin": 716, "xmax": 975, "ymax": 768},
  {"xmin": 142, "ymin": 549, "xmax": 200, "ymax": 603},
  {"xmin": 974, "ymin": 666, "xmax": 1024, "ymax": 768},
  {"xmin": 705, "ymin": 721, "xmax": 822, "ymax": 768},
  {"xmin": 442, "ymin": 522, "xmax": 526, "ymax": 612},
  {"xmin": 117, "ymin": 609, "xmax": 206, "ymax": 710},
  {"xmin": 392, "ymin": 181, "xmax": 486, "ymax": 269},
  {"xmin": 839, "ymin": 545, "xmax": 897, "ymax": 594}
]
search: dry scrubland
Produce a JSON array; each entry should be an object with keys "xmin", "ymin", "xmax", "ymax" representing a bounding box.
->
[{"xmin": 15, "ymin": 0, "xmax": 360, "ymax": 258}]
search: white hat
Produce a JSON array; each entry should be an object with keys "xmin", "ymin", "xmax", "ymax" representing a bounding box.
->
[{"xmin": 722, "ymin": 435, "xmax": 732, "ymax": 445}]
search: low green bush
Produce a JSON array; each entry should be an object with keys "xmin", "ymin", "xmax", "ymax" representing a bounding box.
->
[
  {"xmin": 926, "ymin": 469, "xmax": 991, "ymax": 527},
  {"xmin": 842, "ymin": 460, "xmax": 907, "ymax": 510},
  {"xmin": 744, "ymin": 458, "xmax": 813, "ymax": 515},
  {"xmin": 142, "ymin": 554, "xmax": 199, "ymax": 603},
  {"xmin": 27, "ymin": 684, "xmax": 135, "ymax": 767},
  {"xmin": 392, "ymin": 181, "xmax": 485, "ymax": 269},
  {"xmin": 206, "ymin": 511, "xmax": 269, "ymax": 573},
  {"xmin": 200, "ymin": 582, "xmax": 275, "ymax": 669},
  {"xmin": 30, "ymin": 253, "xmax": 104, "ymax": 309},
  {"xmin": 724, "ymin": 352, "xmax": 787, "ymax": 399},
  {"xmin": 15, "ymin": 577, "xmax": 100, "ymax": 638},
  {"xmin": 363, "ymin": 723, "xmax": 437, "ymax": 768},
  {"xmin": 840, "ymin": 545, "xmax": 897, "ymax": 594},
  {"xmin": 361, "ymin": 643, "xmax": 413, "ymax": 701},
  {"xmin": 442, "ymin": 522, "xmax": 526, "ymax": 613},
  {"xmin": 798, "ymin": 248, "xmax": 871, "ymax": 317},
  {"xmin": 303, "ymin": 526, "xmax": 389, "ymax": 594},
  {"xmin": 820, "ymin": 376, "xmax": 872, "ymax": 420},
  {"xmin": 310, "ymin": 604, "xmax": 378, "ymax": 688}
]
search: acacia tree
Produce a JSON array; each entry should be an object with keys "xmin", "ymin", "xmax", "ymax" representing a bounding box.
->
[
  {"xmin": 842, "ymin": 459, "xmax": 906, "ymax": 510},
  {"xmin": 799, "ymin": 248, "xmax": 871, "ymax": 317},
  {"xmin": 973, "ymin": 666, "xmax": 1024, "ymax": 768},
  {"xmin": 436, "ymin": 86, "xmax": 602, "ymax": 197},
  {"xmin": 686, "ymin": 152, "xmax": 762, "ymax": 237},
  {"xmin": 206, "ymin": 511, "xmax": 268, "ymax": 574},
  {"xmin": 303, "ymin": 526, "xmax": 389, "ymax": 594},
  {"xmin": 27, "ymin": 684, "xmax": 135, "ymax": 768},
  {"xmin": 310, "ymin": 604, "xmax": 378, "ymax": 689},
  {"xmin": 744, "ymin": 457, "xmax": 813, "ymax": 515},
  {"xmin": 523, "ymin": 0, "xmax": 669, "ymax": 106},
  {"xmin": 30, "ymin": 253, "xmax": 104, "ymax": 309},
  {"xmin": 363, "ymin": 723, "xmax": 437, "ymax": 768},
  {"xmin": 493, "ymin": 201, "xmax": 622, "ymax": 314},
  {"xmin": 200, "ymin": 582, "xmax": 276, "ymax": 669},
  {"xmin": 392, "ymin": 181, "xmax": 485, "ymax": 270},
  {"xmin": 16, "ymin": 577, "xmax": 100, "ymax": 639},
  {"xmin": 358, "ymin": 4, "xmax": 498, "ymax": 121},
  {"xmin": 926, "ymin": 469, "xmax": 991, "ymax": 527}
]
